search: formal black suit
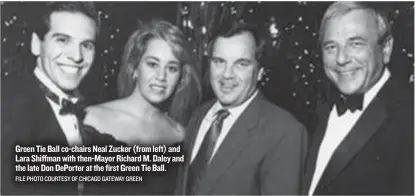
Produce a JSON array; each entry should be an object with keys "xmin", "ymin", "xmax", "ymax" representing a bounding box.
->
[
  {"xmin": 1, "ymin": 72, "xmax": 119, "ymax": 195},
  {"xmin": 176, "ymin": 92, "xmax": 308, "ymax": 195},
  {"xmin": 302, "ymin": 75, "xmax": 414, "ymax": 195}
]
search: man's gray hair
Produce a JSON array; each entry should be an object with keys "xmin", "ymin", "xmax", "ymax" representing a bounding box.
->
[{"xmin": 319, "ymin": 2, "xmax": 392, "ymax": 45}]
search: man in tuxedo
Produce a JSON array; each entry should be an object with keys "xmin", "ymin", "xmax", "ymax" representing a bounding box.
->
[
  {"xmin": 1, "ymin": 2, "xmax": 117, "ymax": 195},
  {"xmin": 303, "ymin": 2, "xmax": 414, "ymax": 195},
  {"xmin": 176, "ymin": 21, "xmax": 308, "ymax": 195}
]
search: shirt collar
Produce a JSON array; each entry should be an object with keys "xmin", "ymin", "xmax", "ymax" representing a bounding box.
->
[
  {"xmin": 208, "ymin": 90, "xmax": 259, "ymax": 121},
  {"xmin": 363, "ymin": 68, "xmax": 390, "ymax": 109},
  {"xmin": 34, "ymin": 66, "xmax": 79, "ymax": 104}
]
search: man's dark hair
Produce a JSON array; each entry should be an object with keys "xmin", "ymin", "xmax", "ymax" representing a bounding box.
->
[
  {"xmin": 207, "ymin": 21, "xmax": 267, "ymax": 67},
  {"xmin": 33, "ymin": 2, "xmax": 101, "ymax": 40}
]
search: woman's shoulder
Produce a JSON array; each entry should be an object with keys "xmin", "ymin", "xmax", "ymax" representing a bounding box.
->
[
  {"xmin": 84, "ymin": 100, "xmax": 134, "ymax": 133},
  {"xmin": 165, "ymin": 115, "xmax": 184, "ymax": 134},
  {"xmin": 87, "ymin": 99, "xmax": 136, "ymax": 117},
  {"xmin": 157, "ymin": 114, "xmax": 185, "ymax": 143},
  {"xmin": 85, "ymin": 102, "xmax": 111, "ymax": 122},
  {"xmin": 87, "ymin": 99, "xmax": 125, "ymax": 111}
]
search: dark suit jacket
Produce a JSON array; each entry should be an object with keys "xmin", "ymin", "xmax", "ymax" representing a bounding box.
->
[
  {"xmin": 302, "ymin": 76, "xmax": 414, "ymax": 195},
  {"xmin": 176, "ymin": 92, "xmax": 308, "ymax": 195},
  {"xmin": 1, "ymin": 72, "xmax": 119, "ymax": 195}
]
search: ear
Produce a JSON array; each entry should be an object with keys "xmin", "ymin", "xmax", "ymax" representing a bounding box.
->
[
  {"xmin": 257, "ymin": 66, "xmax": 265, "ymax": 82},
  {"xmin": 132, "ymin": 70, "xmax": 138, "ymax": 80},
  {"xmin": 381, "ymin": 36, "xmax": 394, "ymax": 64},
  {"xmin": 31, "ymin": 32, "xmax": 41, "ymax": 56}
]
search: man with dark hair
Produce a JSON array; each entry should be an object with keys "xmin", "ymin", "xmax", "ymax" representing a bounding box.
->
[
  {"xmin": 303, "ymin": 2, "xmax": 414, "ymax": 195},
  {"xmin": 176, "ymin": 21, "xmax": 308, "ymax": 195},
  {"xmin": 32, "ymin": 2, "xmax": 101, "ymax": 41},
  {"xmin": 1, "ymin": 2, "xmax": 116, "ymax": 195}
]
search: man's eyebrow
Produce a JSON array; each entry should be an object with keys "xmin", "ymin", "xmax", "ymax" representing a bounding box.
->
[
  {"xmin": 51, "ymin": 33, "xmax": 70, "ymax": 38},
  {"xmin": 235, "ymin": 58, "xmax": 253, "ymax": 63},
  {"xmin": 82, "ymin": 39, "xmax": 96, "ymax": 45},
  {"xmin": 211, "ymin": 56, "xmax": 225, "ymax": 61},
  {"xmin": 51, "ymin": 33, "xmax": 96, "ymax": 43},
  {"xmin": 349, "ymin": 36, "xmax": 367, "ymax": 42},
  {"xmin": 322, "ymin": 40, "xmax": 335, "ymax": 46}
]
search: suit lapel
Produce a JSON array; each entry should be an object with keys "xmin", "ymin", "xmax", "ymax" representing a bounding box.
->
[
  {"xmin": 318, "ymin": 95, "xmax": 387, "ymax": 187},
  {"xmin": 302, "ymin": 102, "xmax": 331, "ymax": 194},
  {"xmin": 181, "ymin": 100, "xmax": 215, "ymax": 194},
  {"xmin": 27, "ymin": 75, "xmax": 68, "ymax": 145},
  {"xmin": 197, "ymin": 93, "xmax": 263, "ymax": 194},
  {"xmin": 187, "ymin": 101, "xmax": 216, "ymax": 160}
]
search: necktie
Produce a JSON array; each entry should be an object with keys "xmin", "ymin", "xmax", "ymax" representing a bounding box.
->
[
  {"xmin": 333, "ymin": 93, "xmax": 364, "ymax": 116},
  {"xmin": 187, "ymin": 109, "xmax": 230, "ymax": 194}
]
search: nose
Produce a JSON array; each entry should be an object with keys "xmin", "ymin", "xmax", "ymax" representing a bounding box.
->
[
  {"xmin": 336, "ymin": 46, "xmax": 350, "ymax": 66},
  {"xmin": 155, "ymin": 67, "xmax": 166, "ymax": 81},
  {"xmin": 67, "ymin": 45, "xmax": 84, "ymax": 64},
  {"xmin": 222, "ymin": 64, "xmax": 234, "ymax": 78}
]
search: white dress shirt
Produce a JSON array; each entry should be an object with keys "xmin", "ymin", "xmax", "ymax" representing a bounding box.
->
[
  {"xmin": 190, "ymin": 90, "xmax": 259, "ymax": 163},
  {"xmin": 308, "ymin": 69, "xmax": 391, "ymax": 195},
  {"xmin": 34, "ymin": 67, "xmax": 83, "ymax": 146}
]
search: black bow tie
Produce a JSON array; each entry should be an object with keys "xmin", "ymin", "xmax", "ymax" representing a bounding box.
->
[
  {"xmin": 36, "ymin": 78, "xmax": 86, "ymax": 121},
  {"xmin": 332, "ymin": 93, "xmax": 364, "ymax": 116},
  {"xmin": 60, "ymin": 99, "xmax": 86, "ymax": 121}
]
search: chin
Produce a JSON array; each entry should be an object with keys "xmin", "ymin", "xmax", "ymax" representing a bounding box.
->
[
  {"xmin": 337, "ymin": 85, "xmax": 359, "ymax": 95},
  {"xmin": 339, "ymin": 80, "xmax": 364, "ymax": 95},
  {"xmin": 148, "ymin": 96, "xmax": 168, "ymax": 105},
  {"xmin": 59, "ymin": 83, "xmax": 80, "ymax": 91},
  {"xmin": 217, "ymin": 97, "xmax": 236, "ymax": 106},
  {"xmin": 149, "ymin": 99, "xmax": 164, "ymax": 105},
  {"xmin": 339, "ymin": 89, "xmax": 355, "ymax": 95}
]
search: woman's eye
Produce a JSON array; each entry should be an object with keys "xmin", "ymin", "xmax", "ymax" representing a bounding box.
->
[
  {"xmin": 168, "ymin": 66, "xmax": 179, "ymax": 73},
  {"xmin": 147, "ymin": 62, "xmax": 158, "ymax": 68}
]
